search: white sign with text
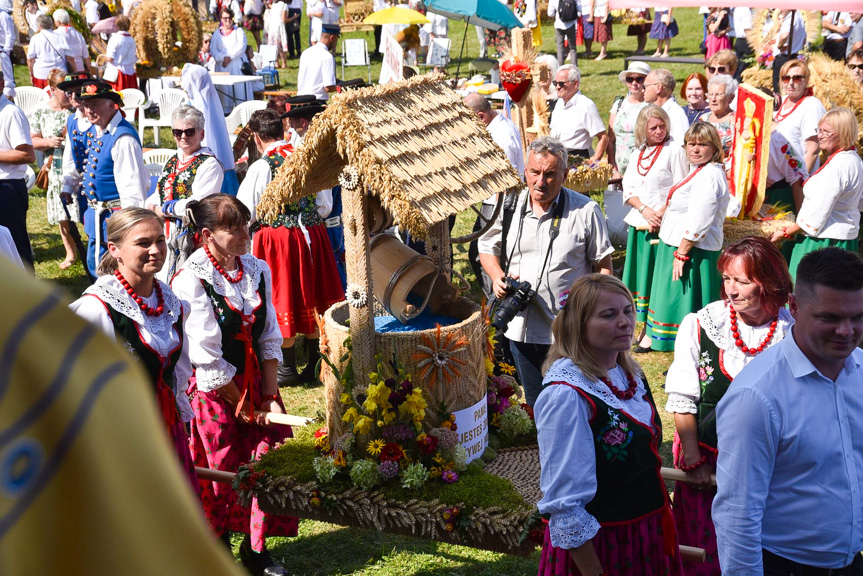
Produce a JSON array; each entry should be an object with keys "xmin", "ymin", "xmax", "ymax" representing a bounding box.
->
[
  {"xmin": 379, "ymin": 29, "xmax": 404, "ymax": 85},
  {"xmin": 453, "ymin": 396, "xmax": 488, "ymax": 464}
]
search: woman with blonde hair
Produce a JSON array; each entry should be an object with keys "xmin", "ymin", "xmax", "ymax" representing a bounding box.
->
[
  {"xmin": 69, "ymin": 207, "xmax": 198, "ymax": 492},
  {"xmin": 30, "ymin": 68, "xmax": 77, "ymax": 269},
  {"xmin": 622, "ymin": 104, "xmax": 688, "ymax": 352},
  {"xmin": 771, "ymin": 107, "xmax": 863, "ymax": 278},
  {"xmin": 773, "ymin": 59, "xmax": 826, "ymax": 173},
  {"xmin": 646, "ymin": 122, "xmax": 731, "ymax": 351},
  {"xmin": 104, "ymin": 14, "xmax": 138, "ymax": 91},
  {"xmin": 536, "ymin": 274, "xmax": 682, "ymax": 576}
]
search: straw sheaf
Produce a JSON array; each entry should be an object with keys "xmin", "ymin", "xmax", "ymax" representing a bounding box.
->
[
  {"xmin": 259, "ymin": 74, "xmax": 523, "ymax": 236},
  {"xmin": 806, "ymin": 53, "xmax": 863, "ymax": 157}
]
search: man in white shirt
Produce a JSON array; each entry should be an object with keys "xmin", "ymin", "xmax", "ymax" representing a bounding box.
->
[
  {"xmin": 54, "ymin": 9, "xmax": 92, "ymax": 75},
  {"xmin": 772, "ymin": 9, "xmax": 806, "ymax": 91},
  {"xmin": 0, "ymin": 0, "xmax": 16, "ymax": 98},
  {"xmin": 84, "ymin": 0, "xmax": 100, "ymax": 26},
  {"xmin": 644, "ymin": 68, "xmax": 689, "ymax": 145},
  {"xmin": 732, "ymin": 7, "xmax": 753, "ymax": 79},
  {"xmin": 27, "ymin": 14, "xmax": 74, "ymax": 89},
  {"xmin": 822, "ymin": 11, "xmax": 854, "ymax": 61},
  {"xmin": 464, "ymin": 93, "xmax": 525, "ymax": 300},
  {"xmin": 297, "ymin": 23, "xmax": 338, "ymax": 100},
  {"xmin": 62, "ymin": 81, "xmax": 147, "ymax": 276},
  {"xmin": 0, "ymin": 71, "xmax": 35, "ymax": 267},
  {"xmin": 549, "ymin": 64, "xmax": 607, "ymax": 163},
  {"xmin": 547, "ymin": 0, "xmax": 577, "ymax": 66}
]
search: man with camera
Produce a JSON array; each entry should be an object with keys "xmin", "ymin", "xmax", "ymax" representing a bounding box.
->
[{"xmin": 478, "ymin": 136, "xmax": 613, "ymax": 407}]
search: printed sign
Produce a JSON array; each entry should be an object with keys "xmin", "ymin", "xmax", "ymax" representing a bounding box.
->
[
  {"xmin": 379, "ymin": 29, "xmax": 404, "ymax": 85},
  {"xmin": 453, "ymin": 396, "xmax": 488, "ymax": 464}
]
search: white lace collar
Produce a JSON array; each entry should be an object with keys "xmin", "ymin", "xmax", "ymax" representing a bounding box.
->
[
  {"xmin": 85, "ymin": 275, "xmax": 182, "ymax": 336},
  {"xmin": 183, "ymin": 248, "xmax": 263, "ymax": 302},
  {"xmin": 542, "ymin": 358, "xmax": 646, "ymax": 413},
  {"xmin": 696, "ymin": 300, "xmax": 794, "ymax": 352}
]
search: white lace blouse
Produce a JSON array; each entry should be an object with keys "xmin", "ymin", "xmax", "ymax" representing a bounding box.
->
[
  {"xmin": 170, "ymin": 248, "xmax": 282, "ymax": 393},
  {"xmin": 536, "ymin": 358, "xmax": 656, "ymax": 550},
  {"xmin": 665, "ymin": 300, "xmax": 794, "ymax": 414},
  {"xmin": 69, "ymin": 274, "xmax": 195, "ymax": 422}
]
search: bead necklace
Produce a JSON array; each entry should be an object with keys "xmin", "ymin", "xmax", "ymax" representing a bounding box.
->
[
  {"xmin": 636, "ymin": 142, "xmax": 664, "ymax": 176},
  {"xmin": 729, "ymin": 303, "xmax": 778, "ymax": 355},
  {"xmin": 114, "ymin": 269, "xmax": 164, "ymax": 317},
  {"xmin": 599, "ymin": 371, "xmax": 639, "ymax": 400},
  {"xmin": 665, "ymin": 163, "xmax": 706, "ymax": 207},
  {"xmin": 205, "ymin": 245, "xmax": 244, "ymax": 283},
  {"xmin": 805, "ymin": 148, "xmax": 853, "ymax": 183},
  {"xmin": 773, "ymin": 93, "xmax": 809, "ymax": 123}
]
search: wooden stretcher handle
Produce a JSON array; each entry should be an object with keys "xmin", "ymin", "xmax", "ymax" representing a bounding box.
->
[
  {"xmin": 195, "ymin": 467, "xmax": 236, "ymax": 484},
  {"xmin": 253, "ymin": 410, "xmax": 313, "ymax": 427},
  {"xmin": 660, "ymin": 466, "xmax": 717, "ymax": 486},
  {"xmin": 680, "ymin": 545, "xmax": 707, "ymax": 562}
]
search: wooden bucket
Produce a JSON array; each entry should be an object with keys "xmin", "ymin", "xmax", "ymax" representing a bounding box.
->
[
  {"xmin": 321, "ymin": 298, "xmax": 487, "ymax": 440},
  {"xmin": 369, "ymin": 234, "xmax": 456, "ymax": 324},
  {"xmin": 366, "ymin": 196, "xmax": 394, "ymax": 235}
]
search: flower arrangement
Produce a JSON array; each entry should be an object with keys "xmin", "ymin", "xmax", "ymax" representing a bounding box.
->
[
  {"xmin": 313, "ymin": 354, "xmax": 467, "ymax": 490},
  {"xmin": 487, "ymin": 365, "xmax": 535, "ymax": 441}
]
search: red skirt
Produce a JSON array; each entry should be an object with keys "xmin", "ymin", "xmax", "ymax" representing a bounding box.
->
[
  {"xmin": 111, "ymin": 71, "xmax": 138, "ymax": 92},
  {"xmin": 169, "ymin": 417, "xmax": 202, "ymax": 499},
  {"xmin": 31, "ymin": 77, "xmax": 48, "ymax": 89},
  {"xmin": 252, "ymin": 222, "xmax": 345, "ymax": 338}
]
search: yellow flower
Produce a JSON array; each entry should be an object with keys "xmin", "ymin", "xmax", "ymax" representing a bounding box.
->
[
  {"xmin": 353, "ymin": 415, "xmax": 374, "ymax": 435},
  {"xmin": 498, "ymin": 362, "xmax": 516, "ymax": 376},
  {"xmin": 485, "ymin": 357, "xmax": 495, "ymax": 377},
  {"xmin": 363, "ymin": 381, "xmax": 392, "ymax": 413},
  {"xmin": 333, "ymin": 450, "xmax": 347, "ymax": 468},
  {"xmin": 342, "ymin": 406, "xmax": 359, "ymax": 423},
  {"xmin": 340, "ymin": 392, "xmax": 353, "ymax": 405},
  {"xmin": 433, "ymin": 453, "xmax": 445, "ymax": 465},
  {"xmin": 430, "ymin": 466, "xmax": 442, "ymax": 479},
  {"xmin": 382, "ymin": 411, "xmax": 397, "ymax": 425},
  {"xmin": 367, "ymin": 439, "xmax": 385, "ymax": 456}
]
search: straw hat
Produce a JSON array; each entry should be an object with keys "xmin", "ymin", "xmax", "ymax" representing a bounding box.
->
[{"xmin": 618, "ymin": 61, "xmax": 650, "ymax": 83}]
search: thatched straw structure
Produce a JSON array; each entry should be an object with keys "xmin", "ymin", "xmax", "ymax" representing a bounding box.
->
[{"xmin": 258, "ymin": 73, "xmax": 523, "ymax": 237}]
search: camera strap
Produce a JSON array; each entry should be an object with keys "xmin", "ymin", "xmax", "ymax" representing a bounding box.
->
[{"xmin": 505, "ymin": 191, "xmax": 566, "ymax": 286}]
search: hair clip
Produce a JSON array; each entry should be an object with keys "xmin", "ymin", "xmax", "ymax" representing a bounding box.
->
[{"xmin": 558, "ymin": 290, "xmax": 570, "ymax": 310}]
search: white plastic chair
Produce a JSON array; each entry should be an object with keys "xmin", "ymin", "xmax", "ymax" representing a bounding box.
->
[
  {"xmin": 426, "ymin": 37, "xmax": 452, "ymax": 67},
  {"xmin": 120, "ymin": 88, "xmax": 147, "ymax": 128},
  {"xmin": 14, "ymin": 86, "xmax": 50, "ymax": 117},
  {"xmin": 142, "ymin": 148, "xmax": 176, "ymax": 170},
  {"xmin": 258, "ymin": 44, "xmax": 278, "ymax": 68},
  {"xmin": 341, "ymin": 38, "xmax": 370, "ymax": 83},
  {"xmin": 146, "ymin": 162, "xmax": 165, "ymax": 178},
  {"xmin": 139, "ymin": 89, "xmax": 187, "ymax": 146},
  {"xmin": 225, "ymin": 100, "xmax": 267, "ymax": 143}
]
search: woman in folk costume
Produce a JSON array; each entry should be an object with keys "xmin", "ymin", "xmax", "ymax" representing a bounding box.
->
[
  {"xmin": 145, "ymin": 105, "xmax": 224, "ymax": 281},
  {"xmin": 237, "ymin": 108, "xmax": 344, "ymax": 386},
  {"xmin": 171, "ymin": 194, "xmax": 296, "ymax": 576},
  {"xmin": 181, "ymin": 64, "xmax": 240, "ymax": 196},
  {"xmin": 771, "ymin": 107, "xmax": 863, "ymax": 279},
  {"xmin": 537, "ymin": 274, "xmax": 682, "ymax": 575},
  {"xmin": 665, "ymin": 237, "xmax": 794, "ymax": 575},
  {"xmin": 104, "ymin": 14, "xmax": 138, "ymax": 91},
  {"xmin": 69, "ymin": 208, "xmax": 199, "ymax": 493}
]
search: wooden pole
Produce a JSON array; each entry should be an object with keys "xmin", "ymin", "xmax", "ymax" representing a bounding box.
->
[
  {"xmin": 253, "ymin": 411, "xmax": 313, "ymax": 427},
  {"xmin": 195, "ymin": 467, "xmax": 236, "ymax": 484},
  {"xmin": 680, "ymin": 545, "xmax": 707, "ymax": 563},
  {"xmin": 660, "ymin": 466, "xmax": 717, "ymax": 486}
]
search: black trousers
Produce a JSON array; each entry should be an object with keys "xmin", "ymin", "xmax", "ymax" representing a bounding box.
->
[
  {"xmin": 763, "ymin": 549, "xmax": 863, "ymax": 576},
  {"xmin": 374, "ymin": 25, "xmax": 382, "ymax": 53},
  {"xmin": 823, "ymin": 38, "xmax": 849, "ymax": 61},
  {"xmin": 287, "ymin": 8, "xmax": 301, "ymax": 57},
  {"xmin": 0, "ymin": 178, "xmax": 33, "ymax": 267},
  {"xmin": 734, "ymin": 37, "xmax": 753, "ymax": 81}
]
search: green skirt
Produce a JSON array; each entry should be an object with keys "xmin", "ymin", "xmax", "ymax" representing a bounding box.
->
[
  {"xmin": 647, "ymin": 242, "xmax": 721, "ymax": 352},
  {"xmin": 788, "ymin": 236, "xmax": 859, "ymax": 280},
  {"xmin": 622, "ymin": 226, "xmax": 659, "ymax": 323}
]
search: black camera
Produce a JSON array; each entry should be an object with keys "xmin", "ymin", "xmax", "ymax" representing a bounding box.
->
[{"xmin": 491, "ymin": 277, "xmax": 537, "ymax": 331}]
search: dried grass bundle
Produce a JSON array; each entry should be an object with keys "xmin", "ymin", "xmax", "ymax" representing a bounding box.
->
[
  {"xmin": 723, "ymin": 205, "xmax": 795, "ymax": 247},
  {"xmin": 130, "ymin": 0, "xmax": 202, "ymax": 71}
]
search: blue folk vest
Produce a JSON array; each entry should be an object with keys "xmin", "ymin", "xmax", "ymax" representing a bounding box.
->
[
  {"xmin": 81, "ymin": 117, "xmax": 139, "ymax": 203},
  {"xmin": 67, "ymin": 114, "xmax": 89, "ymax": 174}
]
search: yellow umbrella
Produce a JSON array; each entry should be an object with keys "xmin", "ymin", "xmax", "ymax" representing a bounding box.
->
[{"xmin": 363, "ymin": 6, "xmax": 430, "ymax": 25}]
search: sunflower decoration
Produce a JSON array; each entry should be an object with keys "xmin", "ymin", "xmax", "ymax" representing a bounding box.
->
[{"xmin": 413, "ymin": 324, "xmax": 469, "ymax": 389}]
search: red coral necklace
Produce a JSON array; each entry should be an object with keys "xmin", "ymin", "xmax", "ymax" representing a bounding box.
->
[
  {"xmin": 599, "ymin": 372, "xmax": 639, "ymax": 400},
  {"xmin": 114, "ymin": 269, "xmax": 164, "ymax": 317},
  {"xmin": 205, "ymin": 245, "xmax": 244, "ymax": 283},
  {"xmin": 729, "ymin": 303, "xmax": 778, "ymax": 355},
  {"xmin": 636, "ymin": 142, "xmax": 663, "ymax": 176},
  {"xmin": 665, "ymin": 163, "xmax": 706, "ymax": 207}
]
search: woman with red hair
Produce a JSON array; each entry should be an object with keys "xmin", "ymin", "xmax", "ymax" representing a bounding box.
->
[{"xmin": 664, "ymin": 236, "xmax": 794, "ymax": 575}]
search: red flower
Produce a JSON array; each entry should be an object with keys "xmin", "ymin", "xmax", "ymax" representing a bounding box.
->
[
  {"xmin": 499, "ymin": 385, "xmax": 515, "ymax": 398},
  {"xmin": 416, "ymin": 434, "xmax": 439, "ymax": 455},
  {"xmin": 379, "ymin": 443, "xmax": 405, "ymax": 462},
  {"xmin": 314, "ymin": 426, "xmax": 328, "ymax": 439},
  {"xmin": 520, "ymin": 403, "xmax": 535, "ymax": 420}
]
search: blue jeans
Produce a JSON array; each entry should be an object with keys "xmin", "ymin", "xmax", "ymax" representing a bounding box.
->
[{"xmin": 510, "ymin": 340, "xmax": 550, "ymax": 408}]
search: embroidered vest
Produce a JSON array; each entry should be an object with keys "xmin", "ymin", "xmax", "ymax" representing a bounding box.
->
[
  {"xmin": 258, "ymin": 149, "xmax": 322, "ymax": 229},
  {"xmin": 200, "ymin": 271, "xmax": 268, "ymax": 374},
  {"xmin": 156, "ymin": 153, "xmax": 214, "ymax": 203},
  {"xmin": 67, "ymin": 114, "xmax": 89, "ymax": 173},
  {"xmin": 327, "ymin": 184, "xmax": 343, "ymax": 219},
  {"xmin": 81, "ymin": 117, "xmax": 139, "ymax": 203},
  {"xmin": 695, "ymin": 323, "xmax": 734, "ymax": 450},
  {"xmin": 552, "ymin": 381, "xmax": 666, "ymax": 524}
]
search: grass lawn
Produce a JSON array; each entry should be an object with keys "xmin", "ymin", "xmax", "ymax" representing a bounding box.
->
[{"xmin": 21, "ymin": 9, "xmax": 704, "ymax": 573}]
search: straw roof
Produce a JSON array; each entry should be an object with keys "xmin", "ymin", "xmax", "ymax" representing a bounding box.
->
[{"xmin": 259, "ymin": 74, "xmax": 524, "ymax": 235}]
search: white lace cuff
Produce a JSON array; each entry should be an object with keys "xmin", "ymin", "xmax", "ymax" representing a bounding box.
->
[
  {"xmin": 176, "ymin": 390, "xmax": 195, "ymax": 423},
  {"xmin": 665, "ymin": 393, "xmax": 698, "ymax": 414},
  {"xmin": 548, "ymin": 507, "xmax": 601, "ymax": 550},
  {"xmin": 260, "ymin": 340, "xmax": 282, "ymax": 363},
  {"xmin": 195, "ymin": 358, "xmax": 237, "ymax": 392}
]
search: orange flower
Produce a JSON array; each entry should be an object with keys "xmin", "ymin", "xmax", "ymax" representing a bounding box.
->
[{"xmin": 412, "ymin": 324, "xmax": 469, "ymax": 388}]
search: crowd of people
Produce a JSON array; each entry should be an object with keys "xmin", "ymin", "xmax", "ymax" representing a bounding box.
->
[{"xmin": 1, "ymin": 2, "xmax": 863, "ymax": 575}]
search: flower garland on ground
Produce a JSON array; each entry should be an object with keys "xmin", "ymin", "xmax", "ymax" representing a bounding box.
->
[{"xmin": 314, "ymin": 351, "xmax": 467, "ymax": 490}]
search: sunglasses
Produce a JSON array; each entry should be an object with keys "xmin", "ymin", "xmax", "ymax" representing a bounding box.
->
[
  {"xmin": 707, "ymin": 66, "xmax": 728, "ymax": 74},
  {"xmin": 172, "ymin": 128, "xmax": 198, "ymax": 138},
  {"xmin": 552, "ymin": 80, "xmax": 570, "ymax": 88},
  {"xmin": 847, "ymin": 63, "xmax": 863, "ymax": 70},
  {"xmin": 781, "ymin": 74, "xmax": 806, "ymax": 83},
  {"xmin": 625, "ymin": 76, "xmax": 645, "ymax": 83}
]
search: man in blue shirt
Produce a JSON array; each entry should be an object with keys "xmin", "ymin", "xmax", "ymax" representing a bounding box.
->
[{"xmin": 714, "ymin": 247, "xmax": 863, "ymax": 575}]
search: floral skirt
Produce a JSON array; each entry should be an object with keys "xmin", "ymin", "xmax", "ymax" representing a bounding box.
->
[
  {"xmin": 622, "ymin": 227, "xmax": 659, "ymax": 323},
  {"xmin": 189, "ymin": 380, "xmax": 298, "ymax": 551},
  {"xmin": 671, "ymin": 433, "xmax": 721, "ymax": 575},
  {"xmin": 538, "ymin": 508, "xmax": 683, "ymax": 575},
  {"xmin": 252, "ymin": 222, "xmax": 345, "ymax": 338},
  {"xmin": 593, "ymin": 18, "xmax": 613, "ymax": 43},
  {"xmin": 244, "ymin": 12, "xmax": 264, "ymax": 31}
]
